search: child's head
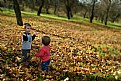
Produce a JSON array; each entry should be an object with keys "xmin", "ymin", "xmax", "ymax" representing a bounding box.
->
[
  {"xmin": 42, "ymin": 36, "xmax": 50, "ymax": 46},
  {"xmin": 23, "ymin": 23, "xmax": 31, "ymax": 33}
]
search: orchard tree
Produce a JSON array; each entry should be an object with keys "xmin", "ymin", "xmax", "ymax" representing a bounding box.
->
[
  {"xmin": 37, "ymin": 0, "xmax": 44, "ymax": 16},
  {"xmin": 45, "ymin": 0, "xmax": 51, "ymax": 14},
  {"xmin": 53, "ymin": 0, "xmax": 60, "ymax": 15},
  {"xmin": 90, "ymin": 0, "xmax": 97, "ymax": 23},
  {"xmin": 63, "ymin": 0, "xmax": 79, "ymax": 19},
  {"xmin": 103, "ymin": 0, "xmax": 112, "ymax": 25},
  {"xmin": 13, "ymin": 0, "xmax": 23, "ymax": 26},
  {"xmin": 109, "ymin": 0, "xmax": 121, "ymax": 23}
]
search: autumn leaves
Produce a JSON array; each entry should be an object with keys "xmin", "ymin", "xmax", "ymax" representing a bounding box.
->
[{"xmin": 0, "ymin": 15, "xmax": 121, "ymax": 80}]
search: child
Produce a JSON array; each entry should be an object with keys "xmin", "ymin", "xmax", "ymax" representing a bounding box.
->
[
  {"xmin": 22, "ymin": 23, "xmax": 36, "ymax": 64},
  {"xmin": 35, "ymin": 36, "xmax": 50, "ymax": 73}
]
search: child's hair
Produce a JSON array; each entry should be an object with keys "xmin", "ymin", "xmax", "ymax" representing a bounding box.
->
[
  {"xmin": 23, "ymin": 23, "xmax": 31, "ymax": 29},
  {"xmin": 42, "ymin": 36, "xmax": 50, "ymax": 46}
]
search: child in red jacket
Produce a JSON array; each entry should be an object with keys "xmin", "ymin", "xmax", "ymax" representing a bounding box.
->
[{"xmin": 35, "ymin": 36, "xmax": 50, "ymax": 73}]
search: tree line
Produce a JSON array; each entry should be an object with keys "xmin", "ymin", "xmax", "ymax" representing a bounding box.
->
[{"xmin": 0, "ymin": 0, "xmax": 121, "ymax": 26}]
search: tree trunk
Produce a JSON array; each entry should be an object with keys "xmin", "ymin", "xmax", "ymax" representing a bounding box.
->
[
  {"xmin": 65, "ymin": 0, "xmax": 71, "ymax": 19},
  {"xmin": 90, "ymin": 0, "xmax": 96, "ymax": 23},
  {"xmin": 66, "ymin": 5, "xmax": 70, "ymax": 19},
  {"xmin": 84, "ymin": 11, "xmax": 87, "ymax": 18},
  {"xmin": 105, "ymin": 12, "xmax": 109, "ymax": 25},
  {"xmin": 95, "ymin": 16, "xmax": 98, "ymax": 20},
  {"xmin": 54, "ymin": 0, "xmax": 59, "ymax": 15},
  {"xmin": 37, "ymin": 0, "xmax": 44, "ymax": 16},
  {"xmin": 45, "ymin": 0, "xmax": 50, "ymax": 14},
  {"xmin": 104, "ymin": 1, "xmax": 111, "ymax": 25},
  {"xmin": 112, "ymin": 14, "xmax": 120, "ymax": 23},
  {"xmin": 31, "ymin": 0, "xmax": 35, "ymax": 11},
  {"xmin": 13, "ymin": 0, "xmax": 23, "ymax": 26},
  {"xmin": 101, "ymin": 14, "xmax": 104, "ymax": 23},
  {"xmin": 70, "ymin": 7, "xmax": 73, "ymax": 17},
  {"xmin": 46, "ymin": 6, "xmax": 50, "ymax": 14},
  {"xmin": 3, "ymin": 0, "xmax": 6, "ymax": 3},
  {"xmin": 54, "ymin": 3, "xmax": 57, "ymax": 15}
]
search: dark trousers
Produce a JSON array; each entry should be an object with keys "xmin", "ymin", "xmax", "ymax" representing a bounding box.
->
[
  {"xmin": 40, "ymin": 59, "xmax": 50, "ymax": 72},
  {"xmin": 22, "ymin": 49, "xmax": 31, "ymax": 62}
]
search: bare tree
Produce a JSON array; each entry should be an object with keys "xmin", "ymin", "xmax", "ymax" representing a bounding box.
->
[
  {"xmin": 45, "ymin": 0, "xmax": 50, "ymax": 14},
  {"xmin": 90, "ymin": 0, "xmax": 97, "ymax": 23},
  {"xmin": 79, "ymin": 1, "xmax": 91, "ymax": 18},
  {"xmin": 30, "ymin": 0, "xmax": 35, "ymax": 11},
  {"xmin": 37, "ymin": 0, "xmax": 45, "ymax": 16},
  {"xmin": 104, "ymin": 0, "xmax": 111, "ymax": 25},
  {"xmin": 83, "ymin": 5, "xmax": 88, "ymax": 18},
  {"xmin": 53, "ymin": 0, "xmax": 59, "ymax": 15},
  {"xmin": 97, "ymin": 1, "xmax": 106, "ymax": 23},
  {"xmin": 3, "ymin": 0, "xmax": 6, "ymax": 3},
  {"xmin": 64, "ymin": 0, "xmax": 71, "ymax": 19},
  {"xmin": 13, "ymin": 0, "xmax": 23, "ymax": 26},
  {"xmin": 109, "ymin": 0, "xmax": 121, "ymax": 23},
  {"xmin": 63, "ymin": 0, "xmax": 76, "ymax": 19}
]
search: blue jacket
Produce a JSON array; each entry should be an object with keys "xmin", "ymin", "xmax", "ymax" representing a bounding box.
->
[{"xmin": 22, "ymin": 32, "xmax": 36, "ymax": 49}]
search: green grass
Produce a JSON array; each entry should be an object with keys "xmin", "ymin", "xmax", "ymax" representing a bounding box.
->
[
  {"xmin": 108, "ymin": 22, "xmax": 121, "ymax": 29},
  {"xmin": 93, "ymin": 19, "xmax": 121, "ymax": 29},
  {"xmin": 0, "ymin": 7, "xmax": 15, "ymax": 16},
  {"xmin": 0, "ymin": 7, "xmax": 121, "ymax": 29},
  {"xmin": 21, "ymin": 11, "xmax": 121, "ymax": 29}
]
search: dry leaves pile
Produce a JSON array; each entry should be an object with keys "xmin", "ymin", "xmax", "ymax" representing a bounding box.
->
[{"xmin": 0, "ymin": 15, "xmax": 121, "ymax": 81}]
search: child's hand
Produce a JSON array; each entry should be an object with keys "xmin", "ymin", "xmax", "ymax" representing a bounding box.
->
[
  {"xmin": 23, "ymin": 33, "xmax": 26, "ymax": 36},
  {"xmin": 23, "ymin": 25, "xmax": 25, "ymax": 28},
  {"xmin": 34, "ymin": 32, "xmax": 37, "ymax": 36}
]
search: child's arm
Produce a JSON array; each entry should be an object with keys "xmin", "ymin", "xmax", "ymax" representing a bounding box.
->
[
  {"xmin": 32, "ymin": 32, "xmax": 36, "ymax": 41},
  {"xmin": 32, "ymin": 34, "xmax": 36, "ymax": 41},
  {"xmin": 35, "ymin": 49, "xmax": 44, "ymax": 57},
  {"xmin": 23, "ymin": 33, "xmax": 28, "ymax": 41}
]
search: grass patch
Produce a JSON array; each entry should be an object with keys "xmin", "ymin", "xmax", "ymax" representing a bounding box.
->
[
  {"xmin": 21, "ymin": 11, "xmax": 37, "ymax": 16},
  {"xmin": 0, "ymin": 7, "xmax": 121, "ymax": 29},
  {"xmin": 93, "ymin": 19, "xmax": 121, "ymax": 29},
  {"xmin": 0, "ymin": 7, "xmax": 15, "ymax": 16},
  {"xmin": 108, "ymin": 22, "xmax": 121, "ymax": 29},
  {"xmin": 41, "ymin": 14, "xmax": 68, "ymax": 21}
]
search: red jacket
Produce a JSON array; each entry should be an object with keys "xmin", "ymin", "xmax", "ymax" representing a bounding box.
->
[{"xmin": 35, "ymin": 46, "xmax": 50, "ymax": 62}]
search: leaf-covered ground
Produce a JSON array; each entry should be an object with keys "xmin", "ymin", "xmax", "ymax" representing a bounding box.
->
[{"xmin": 0, "ymin": 15, "xmax": 121, "ymax": 81}]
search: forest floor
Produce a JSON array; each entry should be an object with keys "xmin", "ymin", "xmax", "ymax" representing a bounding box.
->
[{"xmin": 0, "ymin": 12, "xmax": 121, "ymax": 81}]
